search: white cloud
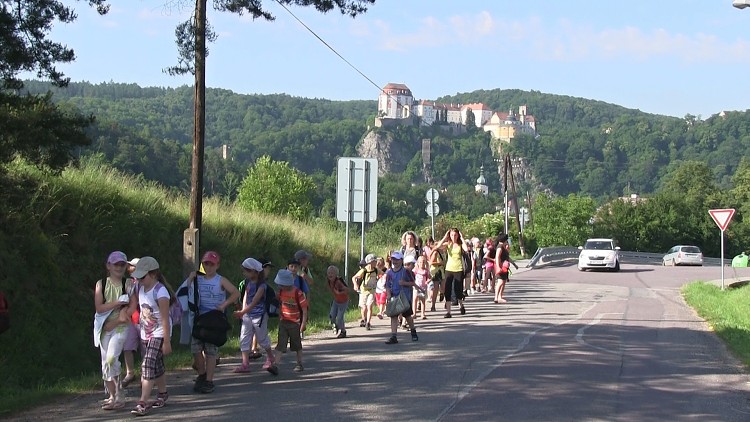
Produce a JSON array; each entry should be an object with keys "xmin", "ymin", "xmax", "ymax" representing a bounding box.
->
[{"xmin": 362, "ymin": 11, "xmax": 750, "ymax": 63}]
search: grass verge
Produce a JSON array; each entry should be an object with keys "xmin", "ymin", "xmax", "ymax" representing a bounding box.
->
[{"xmin": 682, "ymin": 281, "xmax": 750, "ymax": 367}]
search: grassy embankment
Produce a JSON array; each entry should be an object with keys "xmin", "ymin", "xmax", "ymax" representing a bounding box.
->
[
  {"xmin": 682, "ymin": 281, "xmax": 750, "ymax": 367},
  {"xmin": 0, "ymin": 160, "xmax": 374, "ymax": 416}
]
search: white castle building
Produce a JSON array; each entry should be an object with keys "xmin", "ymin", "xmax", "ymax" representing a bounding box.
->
[{"xmin": 376, "ymin": 83, "xmax": 537, "ymax": 142}]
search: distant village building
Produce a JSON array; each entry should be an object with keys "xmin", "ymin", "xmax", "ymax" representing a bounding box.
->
[{"xmin": 375, "ymin": 82, "xmax": 537, "ymax": 142}]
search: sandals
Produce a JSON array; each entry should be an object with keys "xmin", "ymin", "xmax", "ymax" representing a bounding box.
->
[
  {"xmin": 233, "ymin": 364, "xmax": 251, "ymax": 373},
  {"xmin": 121, "ymin": 373, "xmax": 137, "ymax": 388},
  {"xmin": 101, "ymin": 400, "xmax": 124, "ymax": 410},
  {"xmin": 151, "ymin": 392, "xmax": 169, "ymax": 409},
  {"xmin": 131, "ymin": 401, "xmax": 149, "ymax": 416}
]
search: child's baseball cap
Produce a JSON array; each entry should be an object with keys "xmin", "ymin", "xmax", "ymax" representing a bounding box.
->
[{"xmin": 107, "ymin": 251, "xmax": 128, "ymax": 265}]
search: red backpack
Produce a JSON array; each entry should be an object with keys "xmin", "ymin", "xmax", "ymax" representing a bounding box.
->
[{"xmin": 0, "ymin": 292, "xmax": 9, "ymax": 334}]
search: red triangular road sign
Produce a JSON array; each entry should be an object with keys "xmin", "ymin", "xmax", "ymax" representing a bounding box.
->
[{"xmin": 709, "ymin": 208, "xmax": 735, "ymax": 231}]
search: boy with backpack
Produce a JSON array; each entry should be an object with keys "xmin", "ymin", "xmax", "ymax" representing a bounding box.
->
[
  {"xmin": 273, "ymin": 269, "xmax": 308, "ymax": 372},
  {"xmin": 232, "ymin": 257, "xmax": 279, "ymax": 375},
  {"xmin": 352, "ymin": 254, "xmax": 379, "ymax": 330}
]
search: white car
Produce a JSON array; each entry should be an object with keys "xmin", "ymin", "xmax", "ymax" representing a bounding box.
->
[
  {"xmin": 662, "ymin": 245, "xmax": 703, "ymax": 266},
  {"xmin": 578, "ymin": 238, "xmax": 621, "ymax": 271}
]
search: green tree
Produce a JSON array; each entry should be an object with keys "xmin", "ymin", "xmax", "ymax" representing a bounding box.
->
[
  {"xmin": 237, "ymin": 156, "xmax": 315, "ymax": 220},
  {"xmin": 526, "ymin": 194, "xmax": 596, "ymax": 247},
  {"xmin": 1, "ymin": 0, "xmax": 107, "ymax": 170}
]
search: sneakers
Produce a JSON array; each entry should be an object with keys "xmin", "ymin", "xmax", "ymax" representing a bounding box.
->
[
  {"xmin": 293, "ymin": 363, "xmax": 304, "ymax": 372},
  {"xmin": 359, "ymin": 319, "xmax": 366, "ymax": 327},
  {"xmin": 199, "ymin": 380, "xmax": 215, "ymax": 394},
  {"xmin": 249, "ymin": 350, "xmax": 263, "ymax": 360},
  {"xmin": 385, "ymin": 336, "xmax": 398, "ymax": 344},
  {"xmin": 336, "ymin": 330, "xmax": 347, "ymax": 338},
  {"xmin": 130, "ymin": 401, "xmax": 148, "ymax": 416},
  {"xmin": 193, "ymin": 374, "xmax": 206, "ymax": 392},
  {"xmin": 411, "ymin": 329, "xmax": 418, "ymax": 342},
  {"xmin": 365, "ymin": 323, "xmax": 371, "ymax": 331},
  {"xmin": 151, "ymin": 392, "xmax": 168, "ymax": 408}
]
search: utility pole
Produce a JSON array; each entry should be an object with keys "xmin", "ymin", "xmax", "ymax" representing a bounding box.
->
[
  {"xmin": 184, "ymin": 0, "xmax": 207, "ymax": 276},
  {"xmin": 503, "ymin": 154, "xmax": 526, "ymax": 257}
]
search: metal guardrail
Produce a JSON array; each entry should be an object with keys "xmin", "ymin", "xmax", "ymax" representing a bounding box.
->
[
  {"xmin": 528, "ymin": 247, "xmax": 727, "ymax": 268},
  {"xmin": 527, "ymin": 247, "xmax": 579, "ymax": 268}
]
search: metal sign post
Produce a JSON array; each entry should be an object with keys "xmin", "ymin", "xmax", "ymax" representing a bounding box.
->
[
  {"xmin": 426, "ymin": 188, "xmax": 440, "ymax": 239},
  {"xmin": 708, "ymin": 208, "xmax": 736, "ymax": 290},
  {"xmin": 337, "ymin": 158, "xmax": 378, "ymax": 281}
]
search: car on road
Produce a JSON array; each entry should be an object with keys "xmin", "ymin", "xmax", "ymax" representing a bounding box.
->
[
  {"xmin": 662, "ymin": 245, "xmax": 703, "ymax": 266},
  {"xmin": 578, "ymin": 238, "xmax": 620, "ymax": 271}
]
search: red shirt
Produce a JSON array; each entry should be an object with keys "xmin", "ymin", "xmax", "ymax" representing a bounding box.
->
[
  {"xmin": 328, "ymin": 277, "xmax": 349, "ymax": 304},
  {"xmin": 278, "ymin": 286, "xmax": 308, "ymax": 323}
]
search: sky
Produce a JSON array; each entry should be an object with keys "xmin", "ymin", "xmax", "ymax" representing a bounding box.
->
[{"xmin": 45, "ymin": 0, "xmax": 750, "ymax": 118}]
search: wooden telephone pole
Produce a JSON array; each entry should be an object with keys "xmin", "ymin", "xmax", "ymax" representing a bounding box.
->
[{"xmin": 184, "ymin": 0, "xmax": 207, "ymax": 276}]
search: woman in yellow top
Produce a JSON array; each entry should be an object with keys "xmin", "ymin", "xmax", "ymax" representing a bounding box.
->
[{"xmin": 433, "ymin": 228, "xmax": 469, "ymax": 318}]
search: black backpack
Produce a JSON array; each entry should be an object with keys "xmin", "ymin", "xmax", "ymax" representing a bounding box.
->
[{"xmin": 262, "ymin": 282, "xmax": 280, "ymax": 318}]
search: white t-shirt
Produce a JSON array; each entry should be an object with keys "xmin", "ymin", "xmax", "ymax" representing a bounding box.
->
[
  {"xmin": 375, "ymin": 274, "xmax": 387, "ymax": 294},
  {"xmin": 139, "ymin": 282, "xmax": 170, "ymax": 340}
]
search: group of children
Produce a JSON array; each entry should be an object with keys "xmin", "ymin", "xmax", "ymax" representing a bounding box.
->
[
  {"xmin": 93, "ymin": 249, "xmax": 314, "ymax": 416},
  {"xmin": 92, "ymin": 233, "xmax": 515, "ymax": 415},
  {"xmin": 349, "ymin": 229, "xmax": 518, "ymax": 344}
]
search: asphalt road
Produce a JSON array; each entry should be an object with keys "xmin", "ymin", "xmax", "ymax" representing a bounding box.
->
[{"xmin": 7, "ymin": 263, "xmax": 750, "ymax": 421}]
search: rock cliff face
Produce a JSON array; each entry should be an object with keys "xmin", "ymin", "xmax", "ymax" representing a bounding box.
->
[{"xmin": 357, "ymin": 129, "xmax": 413, "ymax": 177}]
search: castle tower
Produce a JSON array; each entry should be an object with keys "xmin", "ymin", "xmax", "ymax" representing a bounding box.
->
[{"xmin": 475, "ymin": 165, "xmax": 488, "ymax": 196}]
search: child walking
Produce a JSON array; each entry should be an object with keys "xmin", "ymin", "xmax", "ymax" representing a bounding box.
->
[
  {"xmin": 232, "ymin": 258, "xmax": 278, "ymax": 375},
  {"xmin": 412, "ymin": 255, "xmax": 430, "ymax": 320},
  {"xmin": 385, "ymin": 251, "xmax": 422, "ymax": 344},
  {"xmin": 273, "ymin": 269, "xmax": 309, "ymax": 372},
  {"xmin": 128, "ymin": 257, "xmax": 171, "ymax": 416},
  {"xmin": 94, "ymin": 251, "xmax": 135, "ymax": 410},
  {"xmin": 374, "ymin": 257, "xmax": 388, "ymax": 319},
  {"xmin": 326, "ymin": 265, "xmax": 349, "ymax": 338}
]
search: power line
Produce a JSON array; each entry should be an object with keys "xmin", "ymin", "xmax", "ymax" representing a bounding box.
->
[{"xmin": 274, "ymin": 1, "xmax": 408, "ymax": 111}]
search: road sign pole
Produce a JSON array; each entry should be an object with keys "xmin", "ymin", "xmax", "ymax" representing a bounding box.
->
[
  {"xmin": 708, "ymin": 208, "xmax": 735, "ymax": 291},
  {"xmin": 430, "ymin": 189, "xmax": 436, "ymax": 240},
  {"xmin": 721, "ymin": 229, "xmax": 725, "ymax": 290},
  {"xmin": 361, "ymin": 160, "xmax": 370, "ymax": 261},
  {"xmin": 344, "ymin": 160, "xmax": 355, "ymax": 281}
]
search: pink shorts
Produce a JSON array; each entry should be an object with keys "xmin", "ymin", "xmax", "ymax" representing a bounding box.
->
[{"xmin": 375, "ymin": 292, "xmax": 387, "ymax": 306}]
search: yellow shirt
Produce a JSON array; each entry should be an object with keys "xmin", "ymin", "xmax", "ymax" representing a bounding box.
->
[{"xmin": 445, "ymin": 244, "xmax": 464, "ymax": 273}]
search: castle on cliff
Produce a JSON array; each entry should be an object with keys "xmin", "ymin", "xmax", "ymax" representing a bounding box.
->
[{"xmin": 376, "ymin": 83, "xmax": 537, "ymax": 142}]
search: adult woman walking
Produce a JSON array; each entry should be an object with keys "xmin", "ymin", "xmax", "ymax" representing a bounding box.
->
[{"xmin": 434, "ymin": 228, "xmax": 469, "ymax": 318}]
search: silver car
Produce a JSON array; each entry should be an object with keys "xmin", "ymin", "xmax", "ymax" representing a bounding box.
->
[{"xmin": 662, "ymin": 245, "xmax": 703, "ymax": 266}]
